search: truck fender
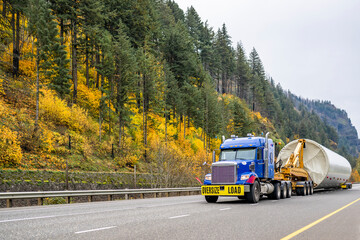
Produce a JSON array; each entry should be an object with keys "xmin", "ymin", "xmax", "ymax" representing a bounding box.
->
[{"xmin": 245, "ymin": 173, "xmax": 259, "ymax": 184}]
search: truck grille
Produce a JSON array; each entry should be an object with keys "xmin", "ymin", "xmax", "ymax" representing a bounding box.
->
[{"xmin": 212, "ymin": 164, "xmax": 236, "ymax": 184}]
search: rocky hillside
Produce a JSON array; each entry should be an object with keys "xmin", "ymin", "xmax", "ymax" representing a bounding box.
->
[{"xmin": 291, "ymin": 94, "xmax": 360, "ymax": 157}]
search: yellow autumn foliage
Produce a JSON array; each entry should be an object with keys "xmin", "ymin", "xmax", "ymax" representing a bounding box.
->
[
  {"xmin": 0, "ymin": 76, "xmax": 4, "ymax": 95},
  {"xmin": 39, "ymin": 88, "xmax": 97, "ymax": 133},
  {"xmin": 19, "ymin": 42, "xmax": 36, "ymax": 79},
  {"xmin": 0, "ymin": 125, "xmax": 22, "ymax": 167},
  {"xmin": 77, "ymin": 81, "xmax": 101, "ymax": 117},
  {"xmin": 350, "ymin": 169, "xmax": 360, "ymax": 182},
  {"xmin": 38, "ymin": 124, "xmax": 55, "ymax": 153}
]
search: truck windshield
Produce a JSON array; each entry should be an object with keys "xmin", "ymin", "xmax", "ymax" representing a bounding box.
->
[{"xmin": 220, "ymin": 148, "xmax": 256, "ymax": 161}]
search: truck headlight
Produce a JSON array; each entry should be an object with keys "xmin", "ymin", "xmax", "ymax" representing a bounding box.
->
[
  {"xmin": 241, "ymin": 174, "xmax": 250, "ymax": 180},
  {"xmin": 205, "ymin": 174, "xmax": 212, "ymax": 181}
]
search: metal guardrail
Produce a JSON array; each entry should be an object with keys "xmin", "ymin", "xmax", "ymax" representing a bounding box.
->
[{"xmin": 0, "ymin": 187, "xmax": 201, "ymax": 208}]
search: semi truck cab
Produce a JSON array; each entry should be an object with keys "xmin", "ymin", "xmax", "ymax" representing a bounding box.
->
[{"xmin": 202, "ymin": 133, "xmax": 290, "ymax": 203}]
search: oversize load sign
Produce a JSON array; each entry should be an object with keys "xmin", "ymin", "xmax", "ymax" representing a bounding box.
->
[{"xmin": 201, "ymin": 185, "xmax": 245, "ymax": 196}]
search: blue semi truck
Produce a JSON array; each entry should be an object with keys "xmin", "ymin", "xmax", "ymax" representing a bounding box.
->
[{"xmin": 201, "ymin": 133, "xmax": 292, "ymax": 203}]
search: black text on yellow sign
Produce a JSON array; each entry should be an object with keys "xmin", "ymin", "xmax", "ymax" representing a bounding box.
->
[{"xmin": 201, "ymin": 185, "xmax": 245, "ymax": 196}]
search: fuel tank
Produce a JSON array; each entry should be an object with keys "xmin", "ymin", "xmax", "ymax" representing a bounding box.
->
[{"xmin": 277, "ymin": 139, "xmax": 351, "ymax": 188}]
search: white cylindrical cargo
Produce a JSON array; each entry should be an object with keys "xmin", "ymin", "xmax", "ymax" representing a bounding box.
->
[{"xmin": 277, "ymin": 139, "xmax": 351, "ymax": 188}]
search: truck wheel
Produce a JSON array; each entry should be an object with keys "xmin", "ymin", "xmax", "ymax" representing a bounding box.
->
[
  {"xmin": 205, "ymin": 196, "xmax": 218, "ymax": 203},
  {"xmin": 286, "ymin": 183, "xmax": 292, "ymax": 198},
  {"xmin": 270, "ymin": 182, "xmax": 281, "ymax": 200},
  {"xmin": 296, "ymin": 186, "xmax": 305, "ymax": 196},
  {"xmin": 246, "ymin": 181, "xmax": 260, "ymax": 203},
  {"xmin": 305, "ymin": 182, "xmax": 309, "ymax": 195},
  {"xmin": 280, "ymin": 183, "xmax": 287, "ymax": 199},
  {"xmin": 309, "ymin": 182, "xmax": 314, "ymax": 195}
]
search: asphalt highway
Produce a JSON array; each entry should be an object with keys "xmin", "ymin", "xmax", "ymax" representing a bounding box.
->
[{"xmin": 0, "ymin": 185, "xmax": 359, "ymax": 240}]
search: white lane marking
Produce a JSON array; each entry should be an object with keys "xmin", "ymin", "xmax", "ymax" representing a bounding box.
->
[
  {"xmin": 250, "ymin": 203, "xmax": 259, "ymax": 206},
  {"xmin": 169, "ymin": 214, "xmax": 190, "ymax": 219},
  {"xmin": 0, "ymin": 215, "xmax": 56, "ymax": 223},
  {"xmin": 219, "ymin": 208, "xmax": 231, "ymax": 211},
  {"xmin": 0, "ymin": 200, "xmax": 203, "ymax": 223},
  {"xmin": 75, "ymin": 226, "xmax": 117, "ymax": 234}
]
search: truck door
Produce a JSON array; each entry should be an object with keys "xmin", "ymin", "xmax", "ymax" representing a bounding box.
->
[{"xmin": 256, "ymin": 147, "xmax": 264, "ymax": 178}]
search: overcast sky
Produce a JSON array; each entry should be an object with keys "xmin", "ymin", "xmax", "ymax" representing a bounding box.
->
[{"xmin": 176, "ymin": 0, "xmax": 360, "ymax": 136}]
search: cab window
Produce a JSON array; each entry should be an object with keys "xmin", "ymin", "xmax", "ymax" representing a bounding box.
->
[
  {"xmin": 257, "ymin": 148, "xmax": 262, "ymax": 160},
  {"xmin": 220, "ymin": 148, "xmax": 256, "ymax": 161}
]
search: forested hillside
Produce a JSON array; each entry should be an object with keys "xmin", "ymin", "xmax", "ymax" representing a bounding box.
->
[
  {"xmin": 0, "ymin": 0, "xmax": 358, "ymax": 184},
  {"xmin": 291, "ymin": 96, "xmax": 360, "ymax": 158}
]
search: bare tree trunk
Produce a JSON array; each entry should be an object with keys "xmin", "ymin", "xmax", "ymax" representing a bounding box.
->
[
  {"xmin": 11, "ymin": 11, "xmax": 20, "ymax": 77},
  {"xmin": 205, "ymin": 94, "xmax": 208, "ymax": 151},
  {"xmin": 108, "ymin": 98, "xmax": 111, "ymax": 135},
  {"xmin": 85, "ymin": 35, "xmax": 90, "ymax": 88},
  {"xmin": 143, "ymin": 75, "xmax": 148, "ymax": 162},
  {"xmin": 95, "ymin": 48, "xmax": 100, "ymax": 89},
  {"xmin": 178, "ymin": 115, "xmax": 181, "ymax": 138},
  {"xmin": 71, "ymin": 20, "xmax": 78, "ymax": 104},
  {"xmin": 99, "ymin": 62, "xmax": 105, "ymax": 142},
  {"xmin": 35, "ymin": 49, "xmax": 39, "ymax": 129},
  {"xmin": 183, "ymin": 116, "xmax": 186, "ymax": 139},
  {"xmin": 60, "ymin": 18, "xmax": 64, "ymax": 45},
  {"xmin": 99, "ymin": 93, "xmax": 102, "ymax": 142},
  {"xmin": 2, "ymin": 0, "xmax": 7, "ymax": 18},
  {"xmin": 165, "ymin": 106, "xmax": 167, "ymax": 146},
  {"xmin": 15, "ymin": 10, "xmax": 20, "ymax": 71},
  {"xmin": 118, "ymin": 116, "xmax": 122, "ymax": 147}
]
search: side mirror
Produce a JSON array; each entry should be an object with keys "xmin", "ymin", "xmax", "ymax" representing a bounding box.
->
[{"xmin": 249, "ymin": 162, "xmax": 255, "ymax": 172}]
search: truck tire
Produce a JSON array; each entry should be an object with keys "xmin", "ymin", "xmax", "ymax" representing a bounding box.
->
[
  {"xmin": 309, "ymin": 182, "xmax": 314, "ymax": 195},
  {"xmin": 246, "ymin": 181, "xmax": 260, "ymax": 203},
  {"xmin": 296, "ymin": 185, "xmax": 306, "ymax": 196},
  {"xmin": 270, "ymin": 182, "xmax": 281, "ymax": 200},
  {"xmin": 286, "ymin": 183, "xmax": 292, "ymax": 198},
  {"xmin": 205, "ymin": 196, "xmax": 218, "ymax": 203},
  {"xmin": 280, "ymin": 183, "xmax": 287, "ymax": 199},
  {"xmin": 305, "ymin": 182, "xmax": 309, "ymax": 195}
]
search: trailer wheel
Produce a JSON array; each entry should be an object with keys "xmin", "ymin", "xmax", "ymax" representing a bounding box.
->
[
  {"xmin": 309, "ymin": 182, "xmax": 314, "ymax": 195},
  {"xmin": 286, "ymin": 183, "xmax": 292, "ymax": 198},
  {"xmin": 205, "ymin": 196, "xmax": 218, "ymax": 203},
  {"xmin": 296, "ymin": 186, "xmax": 305, "ymax": 196},
  {"xmin": 246, "ymin": 181, "xmax": 260, "ymax": 203},
  {"xmin": 281, "ymin": 183, "xmax": 287, "ymax": 199},
  {"xmin": 305, "ymin": 182, "xmax": 309, "ymax": 195},
  {"xmin": 270, "ymin": 182, "xmax": 281, "ymax": 200}
]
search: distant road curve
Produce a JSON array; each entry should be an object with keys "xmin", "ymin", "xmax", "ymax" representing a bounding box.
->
[{"xmin": 0, "ymin": 185, "xmax": 359, "ymax": 240}]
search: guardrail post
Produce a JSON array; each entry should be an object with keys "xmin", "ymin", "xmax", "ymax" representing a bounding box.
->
[
  {"xmin": 166, "ymin": 192, "xmax": 169, "ymax": 197},
  {"xmin": 88, "ymin": 196, "xmax": 93, "ymax": 202},
  {"xmin": 125, "ymin": 193, "xmax": 128, "ymax": 200},
  {"xmin": 66, "ymin": 196, "xmax": 70, "ymax": 204},
  {"xmin": 6, "ymin": 198, "xmax": 13, "ymax": 208},
  {"xmin": 37, "ymin": 197, "xmax": 43, "ymax": 206},
  {"xmin": 140, "ymin": 193, "xmax": 144, "ymax": 199},
  {"xmin": 154, "ymin": 192, "xmax": 157, "ymax": 198},
  {"xmin": 108, "ymin": 195, "xmax": 112, "ymax": 201}
]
